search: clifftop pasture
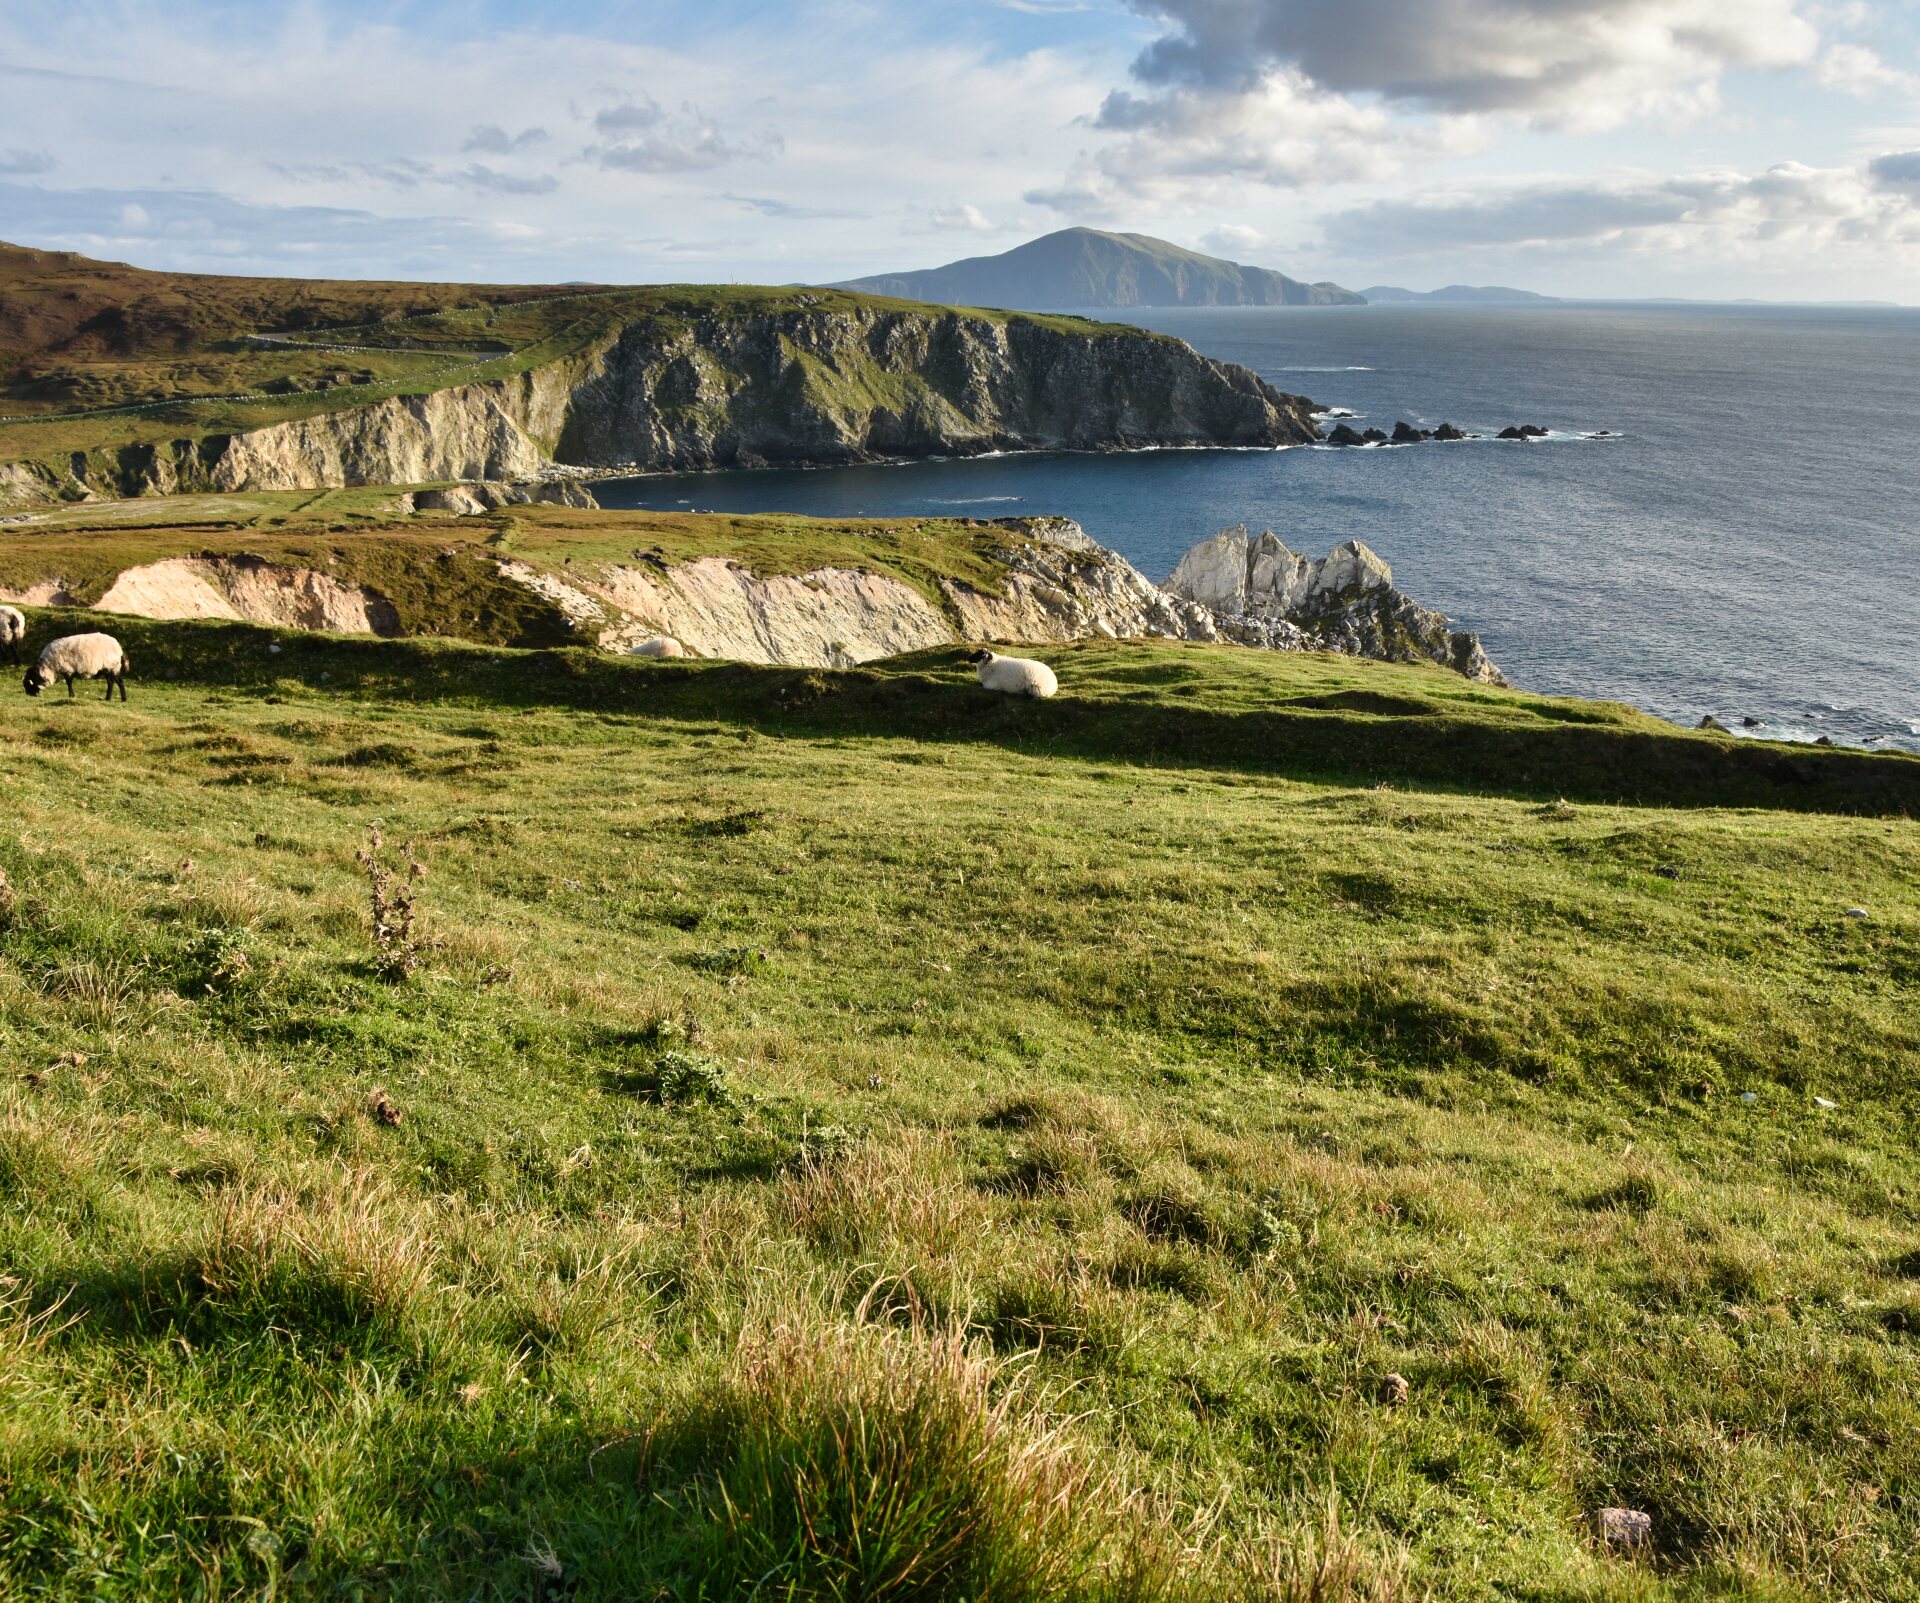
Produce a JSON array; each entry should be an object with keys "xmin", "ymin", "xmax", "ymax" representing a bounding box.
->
[{"xmin": 2, "ymin": 624, "xmax": 1916, "ymax": 1599}]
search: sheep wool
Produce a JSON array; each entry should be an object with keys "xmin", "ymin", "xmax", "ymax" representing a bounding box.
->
[
  {"xmin": 631, "ymin": 635, "xmax": 688, "ymax": 659},
  {"xmin": 0, "ymin": 605, "xmax": 23, "ymax": 665},
  {"xmin": 25, "ymin": 632, "xmax": 129, "ymax": 701},
  {"xmin": 965, "ymin": 648, "xmax": 1058, "ymax": 699}
]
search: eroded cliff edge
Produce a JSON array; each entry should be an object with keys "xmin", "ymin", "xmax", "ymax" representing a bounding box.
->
[
  {"xmin": 2, "ymin": 305, "xmax": 1320, "ymax": 504},
  {"xmin": 0, "ymin": 509, "xmax": 1499, "ymax": 682}
]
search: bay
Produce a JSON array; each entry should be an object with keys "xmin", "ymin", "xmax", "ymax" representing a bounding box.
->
[{"xmin": 594, "ymin": 302, "xmax": 1920, "ymax": 751}]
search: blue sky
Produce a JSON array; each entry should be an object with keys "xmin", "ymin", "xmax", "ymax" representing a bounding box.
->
[{"xmin": 2, "ymin": 0, "xmax": 1918, "ymax": 297}]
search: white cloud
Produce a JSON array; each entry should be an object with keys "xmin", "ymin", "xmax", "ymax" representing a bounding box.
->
[
  {"xmin": 0, "ymin": 148, "xmax": 56, "ymax": 175},
  {"xmin": 1815, "ymin": 43, "xmax": 1920, "ymax": 97},
  {"xmin": 1197, "ymin": 222, "xmax": 1270, "ymax": 256},
  {"xmin": 919, "ymin": 203, "xmax": 998, "ymax": 232},
  {"xmin": 1316, "ymin": 156, "xmax": 1920, "ymax": 265},
  {"xmin": 1029, "ymin": 67, "xmax": 1482, "ymax": 212},
  {"xmin": 272, "ymin": 158, "xmax": 558, "ymax": 196},
  {"xmin": 462, "ymin": 124, "xmax": 549, "ymax": 155},
  {"xmin": 588, "ymin": 94, "xmax": 781, "ymax": 173}
]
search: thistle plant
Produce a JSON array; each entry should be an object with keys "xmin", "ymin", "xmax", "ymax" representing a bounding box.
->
[{"xmin": 355, "ymin": 821, "xmax": 436, "ymax": 981}]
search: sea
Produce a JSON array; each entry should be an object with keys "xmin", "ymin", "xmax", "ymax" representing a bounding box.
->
[{"xmin": 592, "ymin": 303, "xmax": 1920, "ymax": 752}]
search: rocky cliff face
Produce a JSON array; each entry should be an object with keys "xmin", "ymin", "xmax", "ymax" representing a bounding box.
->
[
  {"xmin": 550, "ymin": 308, "xmax": 1317, "ymax": 472},
  {"xmin": 1165, "ymin": 527, "xmax": 1506, "ymax": 684},
  {"xmin": 0, "ymin": 511, "xmax": 1499, "ymax": 683},
  {"xmin": 468, "ymin": 517, "xmax": 1500, "ymax": 683},
  {"xmin": 3, "ymin": 307, "xmax": 1318, "ymax": 504}
]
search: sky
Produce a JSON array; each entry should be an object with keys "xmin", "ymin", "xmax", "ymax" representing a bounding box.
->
[{"xmin": 2, "ymin": 0, "xmax": 1918, "ymax": 299}]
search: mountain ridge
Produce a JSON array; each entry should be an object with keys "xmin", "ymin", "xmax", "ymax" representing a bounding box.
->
[{"xmin": 835, "ymin": 228, "xmax": 1363, "ymax": 310}]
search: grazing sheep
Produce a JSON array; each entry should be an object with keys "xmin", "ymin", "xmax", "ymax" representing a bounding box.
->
[
  {"xmin": 24, "ymin": 632, "xmax": 129, "ymax": 701},
  {"xmin": 0, "ymin": 605, "xmax": 23, "ymax": 665},
  {"xmin": 963, "ymin": 648, "xmax": 1058, "ymax": 699},
  {"xmin": 631, "ymin": 635, "xmax": 688, "ymax": 659}
]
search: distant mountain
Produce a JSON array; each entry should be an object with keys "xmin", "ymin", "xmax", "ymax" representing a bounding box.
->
[
  {"xmin": 835, "ymin": 228, "xmax": 1364, "ymax": 310},
  {"xmin": 1360, "ymin": 284, "xmax": 1559, "ymax": 305}
]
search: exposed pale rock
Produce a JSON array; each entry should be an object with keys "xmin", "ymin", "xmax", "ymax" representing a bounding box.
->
[
  {"xmin": 92, "ymin": 556, "xmax": 400, "ymax": 634},
  {"xmin": 1165, "ymin": 525, "xmax": 1503, "ymax": 685},
  {"xmin": 574, "ymin": 557, "xmax": 951, "ymax": 666},
  {"xmin": 408, "ymin": 479, "xmax": 599, "ymax": 514},
  {"xmin": 0, "ymin": 577, "xmax": 78, "ymax": 606},
  {"xmin": 211, "ymin": 386, "xmax": 549, "ymax": 491}
]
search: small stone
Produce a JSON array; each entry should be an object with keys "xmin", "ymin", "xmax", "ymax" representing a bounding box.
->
[
  {"xmin": 1654, "ymin": 864, "xmax": 1680, "ymax": 880},
  {"xmin": 1813, "ymin": 1096, "xmax": 1838, "ymax": 1110},
  {"xmin": 1378, "ymin": 1372, "xmax": 1410, "ymax": 1408},
  {"xmin": 368, "ymin": 1088, "xmax": 403, "ymax": 1126},
  {"xmin": 1594, "ymin": 1506, "xmax": 1652, "ymax": 1551},
  {"xmin": 1698, "ymin": 715, "xmax": 1730, "ymax": 733},
  {"xmin": 1844, "ymin": 908, "xmax": 1869, "ymax": 920},
  {"xmin": 1740, "ymin": 1091, "xmax": 1759, "ymax": 1105}
]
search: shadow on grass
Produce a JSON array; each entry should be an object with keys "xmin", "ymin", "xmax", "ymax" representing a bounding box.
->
[{"xmin": 85, "ymin": 611, "xmax": 1920, "ymax": 815}]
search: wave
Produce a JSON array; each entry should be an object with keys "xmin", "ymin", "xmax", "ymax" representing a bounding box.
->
[
  {"xmin": 931, "ymin": 496, "xmax": 1023, "ymax": 504},
  {"xmin": 1274, "ymin": 365, "xmax": 1377, "ymax": 372}
]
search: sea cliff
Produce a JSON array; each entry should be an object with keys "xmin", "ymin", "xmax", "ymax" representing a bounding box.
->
[{"xmin": 0, "ymin": 305, "xmax": 1319, "ymax": 505}]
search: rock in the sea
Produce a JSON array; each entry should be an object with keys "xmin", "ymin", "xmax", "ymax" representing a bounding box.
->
[
  {"xmin": 1390, "ymin": 421, "xmax": 1432, "ymax": 444},
  {"xmin": 1433, "ymin": 422, "xmax": 1469, "ymax": 441},
  {"xmin": 1164, "ymin": 525, "xmax": 1505, "ymax": 684},
  {"xmin": 1497, "ymin": 424, "xmax": 1551, "ymax": 440},
  {"xmin": 1698, "ymin": 715, "xmax": 1731, "ymax": 733},
  {"xmin": 1326, "ymin": 423, "xmax": 1366, "ymax": 447},
  {"xmin": 1360, "ymin": 427, "xmax": 1388, "ymax": 444}
]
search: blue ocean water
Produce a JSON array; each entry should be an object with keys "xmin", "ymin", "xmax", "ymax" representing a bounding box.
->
[{"xmin": 592, "ymin": 303, "xmax": 1920, "ymax": 751}]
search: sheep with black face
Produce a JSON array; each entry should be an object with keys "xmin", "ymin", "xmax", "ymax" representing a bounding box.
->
[
  {"xmin": 962, "ymin": 648, "xmax": 1057, "ymax": 699},
  {"xmin": 0, "ymin": 605, "xmax": 23, "ymax": 666},
  {"xmin": 24, "ymin": 632, "xmax": 129, "ymax": 701}
]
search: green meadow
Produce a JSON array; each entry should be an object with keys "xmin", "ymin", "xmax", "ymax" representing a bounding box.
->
[{"xmin": 2, "ymin": 619, "xmax": 1916, "ymax": 1600}]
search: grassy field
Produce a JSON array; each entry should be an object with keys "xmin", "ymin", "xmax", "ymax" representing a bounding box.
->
[{"xmin": 1, "ymin": 617, "xmax": 1917, "ymax": 1601}]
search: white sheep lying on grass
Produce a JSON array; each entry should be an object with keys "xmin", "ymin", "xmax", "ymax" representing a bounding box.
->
[
  {"xmin": 632, "ymin": 635, "xmax": 688, "ymax": 659},
  {"xmin": 24, "ymin": 632, "xmax": 129, "ymax": 701},
  {"xmin": 0, "ymin": 605, "xmax": 23, "ymax": 666},
  {"xmin": 963, "ymin": 648, "xmax": 1058, "ymax": 699}
]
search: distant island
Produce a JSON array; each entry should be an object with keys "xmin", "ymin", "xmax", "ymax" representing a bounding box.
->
[
  {"xmin": 835, "ymin": 228, "xmax": 1364, "ymax": 310},
  {"xmin": 1360, "ymin": 284, "xmax": 1559, "ymax": 305}
]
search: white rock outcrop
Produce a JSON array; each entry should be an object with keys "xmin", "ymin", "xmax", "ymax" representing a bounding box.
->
[
  {"xmin": 1164, "ymin": 525, "xmax": 1504, "ymax": 684},
  {"xmin": 210, "ymin": 386, "xmax": 550, "ymax": 492},
  {"xmin": 1166, "ymin": 528, "xmax": 1392, "ymax": 615},
  {"xmin": 91, "ymin": 557, "xmax": 401, "ymax": 634}
]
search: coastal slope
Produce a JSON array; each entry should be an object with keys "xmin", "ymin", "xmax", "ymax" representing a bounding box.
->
[
  {"xmin": 836, "ymin": 228, "xmax": 1364, "ymax": 309},
  {"xmin": 0, "ymin": 243, "xmax": 1321, "ymax": 505},
  {"xmin": 0, "ymin": 492, "xmax": 1501, "ymax": 680}
]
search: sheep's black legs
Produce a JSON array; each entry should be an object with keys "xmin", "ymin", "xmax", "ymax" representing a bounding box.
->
[
  {"xmin": 116, "ymin": 672, "xmax": 127, "ymax": 702},
  {"xmin": 64, "ymin": 674, "xmax": 74, "ymax": 698}
]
